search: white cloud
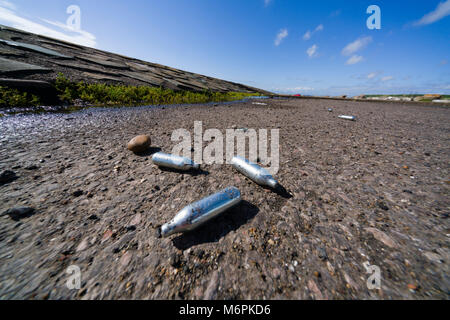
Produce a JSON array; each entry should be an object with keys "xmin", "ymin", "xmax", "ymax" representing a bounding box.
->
[
  {"xmin": 346, "ymin": 55, "xmax": 364, "ymax": 65},
  {"xmin": 414, "ymin": 0, "xmax": 450, "ymax": 25},
  {"xmin": 0, "ymin": 6, "xmax": 96, "ymax": 47},
  {"xmin": 307, "ymin": 44, "xmax": 318, "ymax": 58},
  {"xmin": 367, "ymin": 72, "xmax": 377, "ymax": 79},
  {"xmin": 303, "ymin": 30, "xmax": 311, "ymax": 40},
  {"xmin": 381, "ymin": 76, "xmax": 394, "ymax": 81},
  {"xmin": 274, "ymin": 28, "xmax": 288, "ymax": 46},
  {"xmin": 342, "ymin": 36, "xmax": 372, "ymax": 56},
  {"xmin": 303, "ymin": 24, "xmax": 323, "ymax": 40},
  {"xmin": 0, "ymin": 0, "xmax": 15, "ymax": 10}
]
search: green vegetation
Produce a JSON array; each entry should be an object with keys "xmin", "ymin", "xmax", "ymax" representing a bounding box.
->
[
  {"xmin": 54, "ymin": 74, "xmax": 259, "ymax": 107},
  {"xmin": 0, "ymin": 86, "xmax": 41, "ymax": 108},
  {"xmin": 0, "ymin": 74, "xmax": 260, "ymax": 113}
]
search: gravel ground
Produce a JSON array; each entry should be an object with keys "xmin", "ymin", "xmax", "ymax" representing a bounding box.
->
[{"xmin": 0, "ymin": 98, "xmax": 449, "ymax": 300}]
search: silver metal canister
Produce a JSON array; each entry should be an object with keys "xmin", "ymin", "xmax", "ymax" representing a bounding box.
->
[
  {"xmin": 152, "ymin": 152, "xmax": 200, "ymax": 171},
  {"xmin": 338, "ymin": 115, "xmax": 356, "ymax": 121},
  {"xmin": 160, "ymin": 187, "xmax": 241, "ymax": 237},
  {"xmin": 231, "ymin": 156, "xmax": 278, "ymax": 188}
]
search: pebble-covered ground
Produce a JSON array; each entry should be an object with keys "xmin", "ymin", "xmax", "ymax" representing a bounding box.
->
[{"xmin": 0, "ymin": 98, "xmax": 449, "ymax": 300}]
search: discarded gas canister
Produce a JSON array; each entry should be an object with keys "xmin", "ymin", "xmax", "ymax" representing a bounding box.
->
[
  {"xmin": 338, "ymin": 115, "xmax": 356, "ymax": 121},
  {"xmin": 231, "ymin": 156, "xmax": 279, "ymax": 188},
  {"xmin": 160, "ymin": 187, "xmax": 241, "ymax": 237},
  {"xmin": 152, "ymin": 152, "xmax": 200, "ymax": 171}
]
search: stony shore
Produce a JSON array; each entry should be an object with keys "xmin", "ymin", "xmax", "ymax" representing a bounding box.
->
[{"xmin": 0, "ymin": 98, "xmax": 449, "ymax": 299}]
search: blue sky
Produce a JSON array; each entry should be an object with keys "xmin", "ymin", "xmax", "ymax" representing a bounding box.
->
[{"xmin": 0, "ymin": 0, "xmax": 449, "ymax": 95}]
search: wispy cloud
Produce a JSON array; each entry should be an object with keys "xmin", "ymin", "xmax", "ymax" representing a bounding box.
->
[
  {"xmin": 381, "ymin": 76, "xmax": 394, "ymax": 81},
  {"xmin": 342, "ymin": 36, "xmax": 372, "ymax": 56},
  {"xmin": 307, "ymin": 44, "xmax": 318, "ymax": 58},
  {"xmin": 0, "ymin": 4, "xmax": 96, "ymax": 47},
  {"xmin": 346, "ymin": 55, "xmax": 363, "ymax": 65},
  {"xmin": 414, "ymin": 0, "xmax": 450, "ymax": 26},
  {"xmin": 303, "ymin": 24, "xmax": 324, "ymax": 41},
  {"xmin": 264, "ymin": 0, "xmax": 272, "ymax": 7},
  {"xmin": 303, "ymin": 30, "xmax": 311, "ymax": 40},
  {"xmin": 0, "ymin": 0, "xmax": 15, "ymax": 10},
  {"xmin": 274, "ymin": 28, "xmax": 288, "ymax": 46},
  {"xmin": 330, "ymin": 10, "xmax": 341, "ymax": 17},
  {"xmin": 367, "ymin": 72, "xmax": 378, "ymax": 79}
]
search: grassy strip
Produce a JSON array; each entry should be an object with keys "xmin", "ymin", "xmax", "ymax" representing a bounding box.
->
[
  {"xmin": 0, "ymin": 86, "xmax": 41, "ymax": 108},
  {"xmin": 0, "ymin": 73, "xmax": 260, "ymax": 110},
  {"xmin": 55, "ymin": 74, "xmax": 259, "ymax": 106}
]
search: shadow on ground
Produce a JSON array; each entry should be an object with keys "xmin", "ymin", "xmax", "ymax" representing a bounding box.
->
[
  {"xmin": 134, "ymin": 147, "xmax": 161, "ymax": 157},
  {"xmin": 158, "ymin": 166, "xmax": 209, "ymax": 176},
  {"xmin": 271, "ymin": 184, "xmax": 293, "ymax": 199},
  {"xmin": 172, "ymin": 200, "xmax": 259, "ymax": 250}
]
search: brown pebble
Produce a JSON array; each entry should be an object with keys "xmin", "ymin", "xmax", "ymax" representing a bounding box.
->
[
  {"xmin": 127, "ymin": 135, "xmax": 151, "ymax": 153},
  {"xmin": 407, "ymin": 284, "xmax": 417, "ymax": 291}
]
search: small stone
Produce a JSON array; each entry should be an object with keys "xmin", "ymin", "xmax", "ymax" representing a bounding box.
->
[
  {"xmin": 73, "ymin": 190, "xmax": 83, "ymax": 197},
  {"xmin": 272, "ymin": 268, "xmax": 281, "ymax": 279},
  {"xmin": 203, "ymin": 271, "xmax": 219, "ymax": 300},
  {"xmin": 376, "ymin": 201, "xmax": 389, "ymax": 211},
  {"xmin": 25, "ymin": 165, "xmax": 39, "ymax": 170},
  {"xmin": 314, "ymin": 271, "xmax": 321, "ymax": 278},
  {"xmin": 0, "ymin": 170, "xmax": 18, "ymax": 185},
  {"xmin": 268, "ymin": 239, "xmax": 275, "ymax": 246},
  {"xmin": 128, "ymin": 213, "xmax": 141, "ymax": 227},
  {"xmin": 365, "ymin": 227, "xmax": 398, "ymax": 248},
  {"xmin": 2, "ymin": 207, "xmax": 35, "ymax": 221},
  {"xmin": 76, "ymin": 238, "xmax": 89, "ymax": 252},
  {"xmin": 101, "ymin": 229, "xmax": 114, "ymax": 243},
  {"xmin": 317, "ymin": 247, "xmax": 328, "ymax": 261},
  {"xmin": 127, "ymin": 135, "xmax": 151, "ymax": 153},
  {"xmin": 168, "ymin": 253, "xmax": 180, "ymax": 267},
  {"xmin": 120, "ymin": 251, "xmax": 132, "ymax": 267},
  {"xmin": 423, "ymin": 251, "xmax": 443, "ymax": 264},
  {"xmin": 407, "ymin": 284, "xmax": 417, "ymax": 292}
]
